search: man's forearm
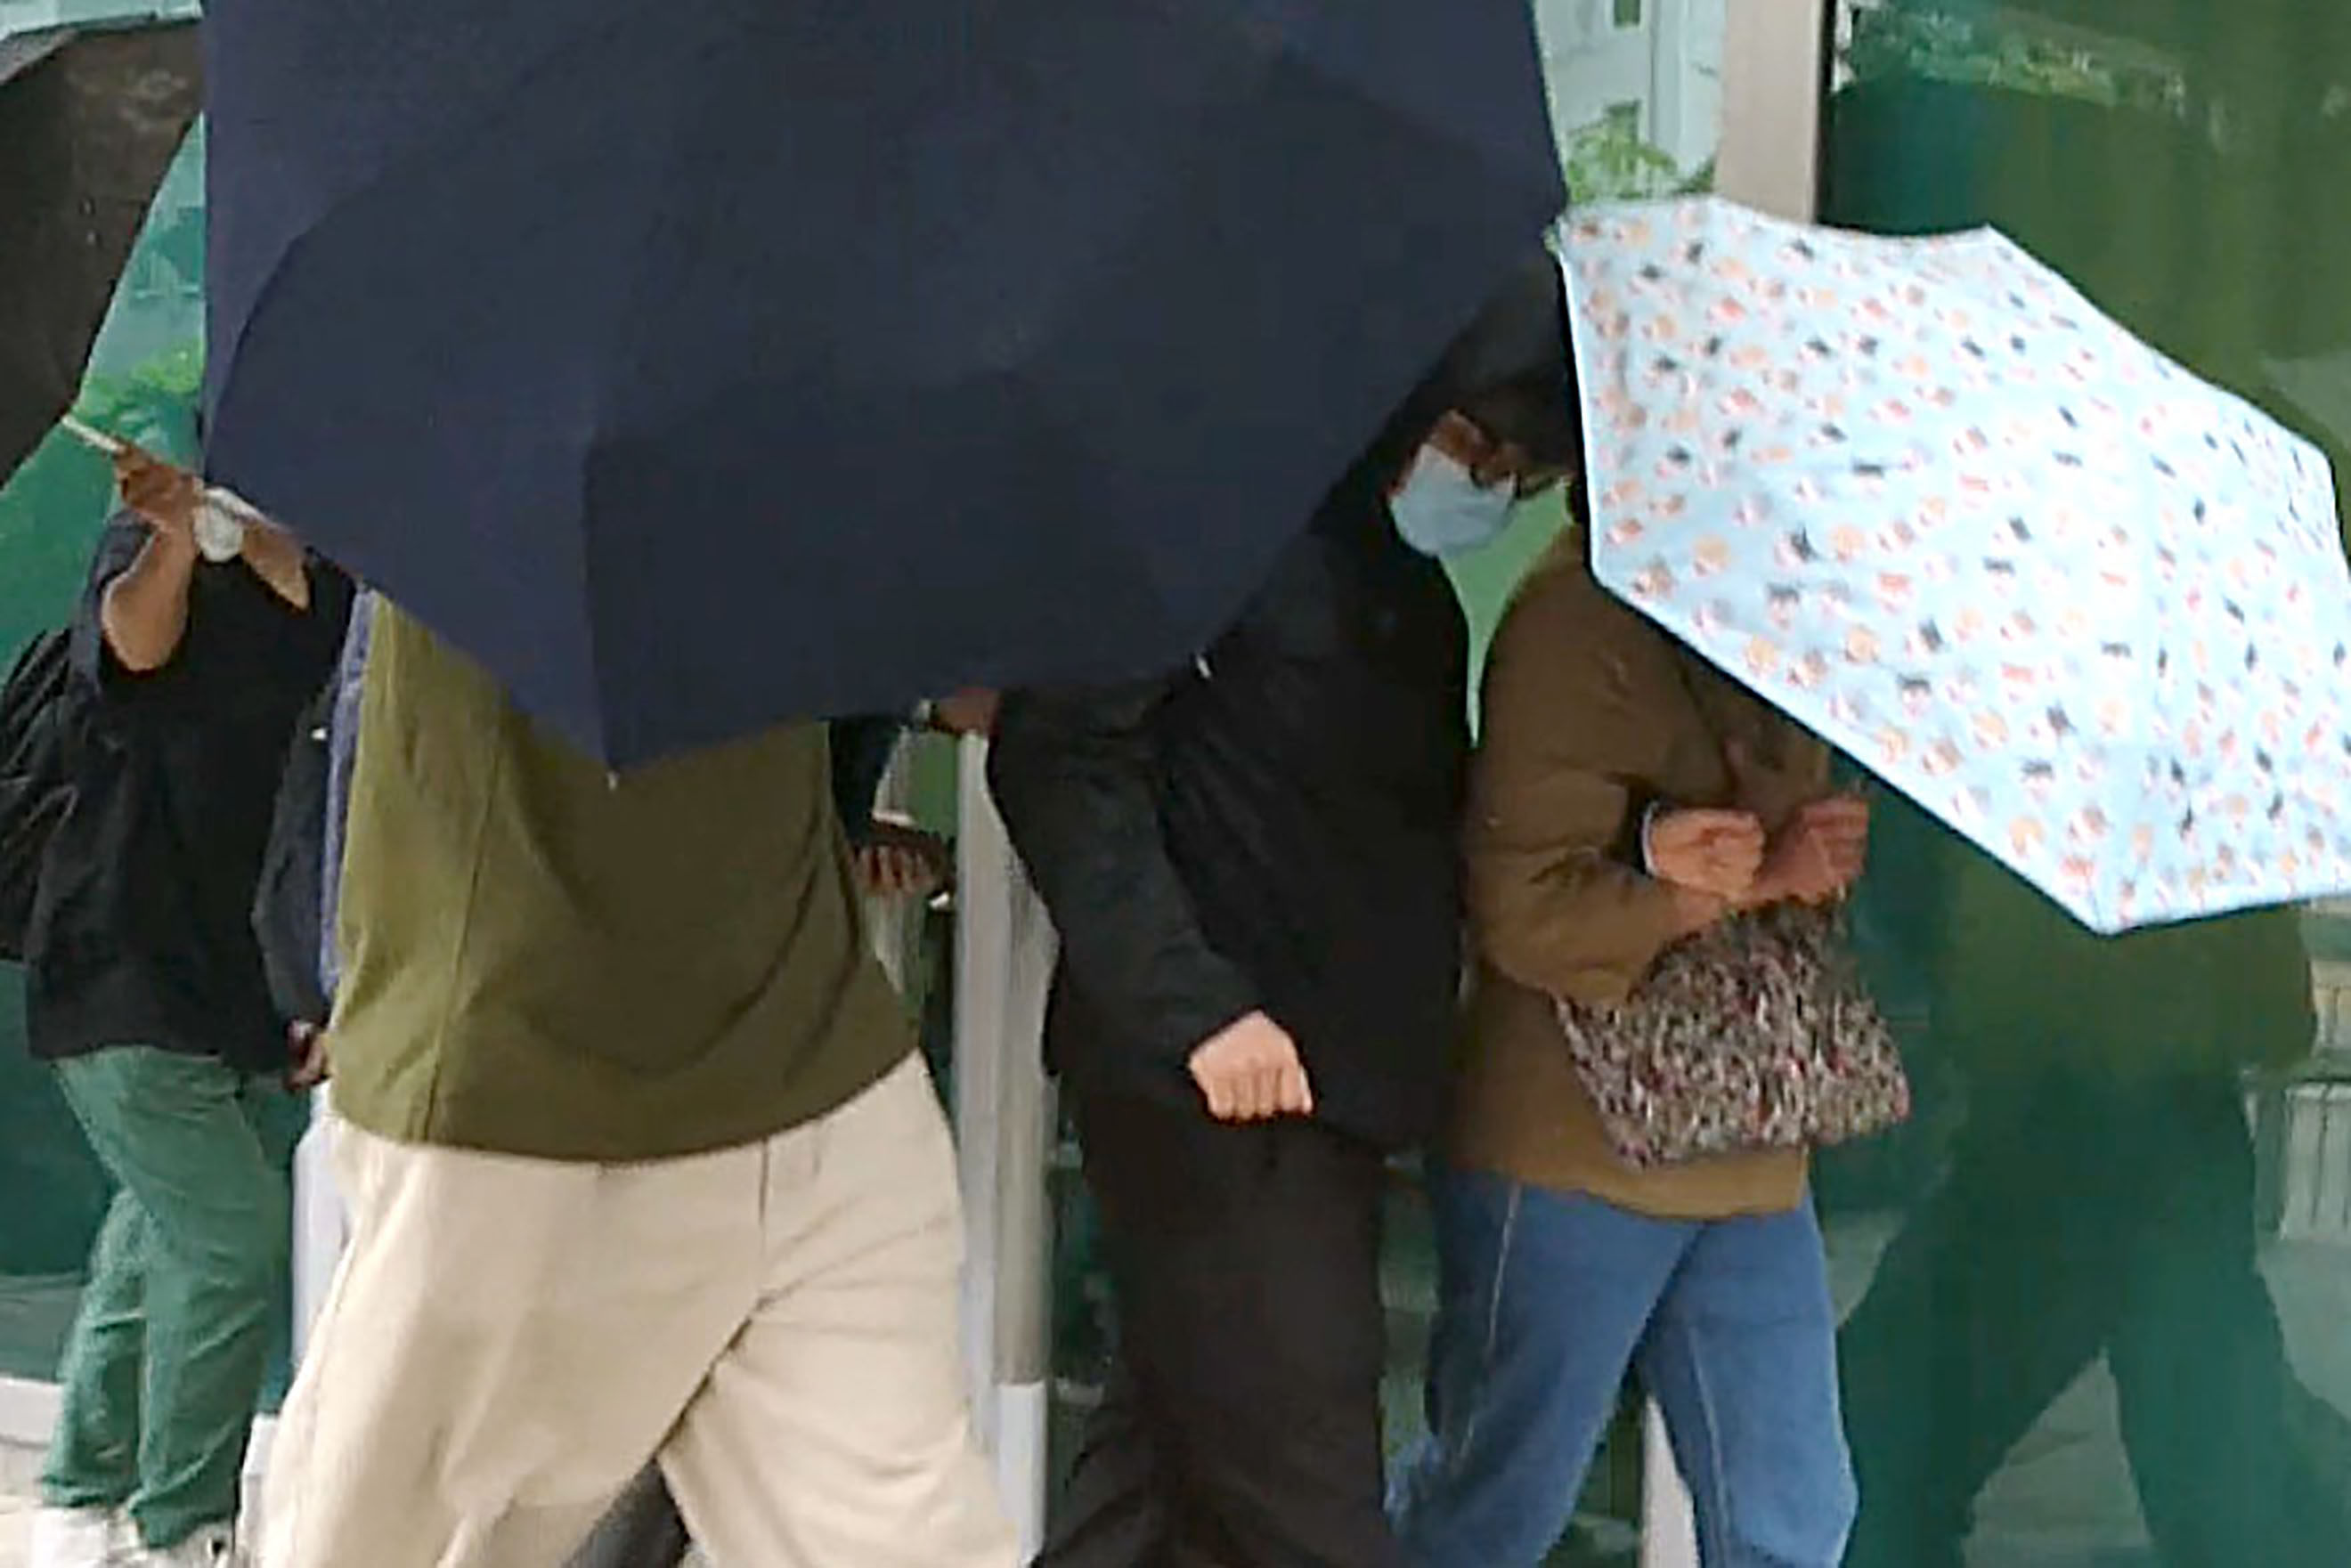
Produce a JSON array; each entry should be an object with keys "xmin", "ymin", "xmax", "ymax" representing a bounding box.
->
[
  {"xmin": 989, "ymin": 685, "xmax": 1261, "ymax": 1069},
  {"xmin": 100, "ymin": 530, "xmax": 199, "ymax": 672}
]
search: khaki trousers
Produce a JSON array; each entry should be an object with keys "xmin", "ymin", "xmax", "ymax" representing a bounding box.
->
[{"xmin": 258, "ymin": 1055, "xmax": 1014, "ymax": 1568}]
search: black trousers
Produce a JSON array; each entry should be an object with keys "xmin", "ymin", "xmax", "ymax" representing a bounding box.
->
[
  {"xmin": 1840, "ymin": 1066, "xmax": 2351, "ymax": 1568},
  {"xmin": 564, "ymin": 1465, "xmax": 688, "ymax": 1568},
  {"xmin": 1037, "ymin": 1091, "xmax": 1402, "ymax": 1568}
]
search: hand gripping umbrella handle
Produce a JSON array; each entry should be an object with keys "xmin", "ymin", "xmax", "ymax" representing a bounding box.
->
[{"xmin": 60, "ymin": 414, "xmax": 277, "ymax": 532}]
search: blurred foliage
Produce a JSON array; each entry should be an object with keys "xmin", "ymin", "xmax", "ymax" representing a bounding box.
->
[
  {"xmin": 1845, "ymin": 0, "xmax": 2185, "ymax": 112},
  {"xmin": 1559, "ymin": 105, "xmax": 1714, "ymax": 204}
]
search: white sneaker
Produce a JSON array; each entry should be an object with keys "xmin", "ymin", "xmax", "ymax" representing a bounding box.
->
[
  {"xmin": 28, "ymin": 1507, "xmax": 126, "ymax": 1568},
  {"xmin": 123, "ymin": 1522, "xmax": 237, "ymax": 1567}
]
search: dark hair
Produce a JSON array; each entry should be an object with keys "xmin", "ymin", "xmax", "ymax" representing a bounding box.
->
[
  {"xmin": 1437, "ymin": 253, "xmax": 1581, "ymax": 459},
  {"xmin": 1354, "ymin": 252, "xmax": 1582, "ymax": 490}
]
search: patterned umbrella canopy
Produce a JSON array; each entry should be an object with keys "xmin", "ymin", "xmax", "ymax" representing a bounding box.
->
[{"xmin": 1564, "ymin": 195, "xmax": 2351, "ymax": 933}]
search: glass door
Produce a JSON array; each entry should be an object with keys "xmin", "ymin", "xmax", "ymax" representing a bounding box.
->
[{"xmin": 1818, "ymin": 6, "xmax": 2351, "ymax": 1563}]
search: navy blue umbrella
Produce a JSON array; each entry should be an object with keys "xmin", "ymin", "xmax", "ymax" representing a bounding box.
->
[{"xmin": 203, "ymin": 0, "xmax": 1562, "ymax": 764}]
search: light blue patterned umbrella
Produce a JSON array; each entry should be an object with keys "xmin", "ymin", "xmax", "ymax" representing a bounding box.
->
[{"xmin": 1562, "ymin": 196, "xmax": 2351, "ymax": 933}]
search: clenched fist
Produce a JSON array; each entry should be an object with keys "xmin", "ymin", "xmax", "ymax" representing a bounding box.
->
[{"xmin": 1187, "ymin": 1011, "xmax": 1314, "ymax": 1123}]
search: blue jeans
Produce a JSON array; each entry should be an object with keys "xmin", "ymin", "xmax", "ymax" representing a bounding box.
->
[{"xmin": 1392, "ymin": 1167, "xmax": 1854, "ymax": 1567}]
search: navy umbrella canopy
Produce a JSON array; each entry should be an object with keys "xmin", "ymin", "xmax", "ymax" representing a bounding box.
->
[{"xmin": 202, "ymin": 0, "xmax": 1563, "ymax": 764}]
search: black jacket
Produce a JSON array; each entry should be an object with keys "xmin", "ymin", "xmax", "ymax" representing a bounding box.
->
[
  {"xmin": 27, "ymin": 516, "xmax": 352, "ymax": 1073},
  {"xmin": 250, "ymin": 678, "xmax": 336, "ymax": 1028},
  {"xmin": 989, "ymin": 474, "xmax": 1468, "ymax": 1150}
]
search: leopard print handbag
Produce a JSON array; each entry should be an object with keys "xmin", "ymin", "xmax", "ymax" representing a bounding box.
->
[{"xmin": 1553, "ymin": 903, "xmax": 1912, "ymax": 1169}]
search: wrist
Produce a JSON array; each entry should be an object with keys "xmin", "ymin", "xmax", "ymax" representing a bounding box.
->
[
  {"xmin": 1638, "ymin": 800, "xmax": 1666, "ymax": 877},
  {"xmin": 144, "ymin": 524, "xmax": 200, "ymax": 566},
  {"xmin": 1612, "ymin": 786, "xmax": 1664, "ymax": 869}
]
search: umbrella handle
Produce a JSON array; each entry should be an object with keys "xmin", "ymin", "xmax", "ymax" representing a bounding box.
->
[
  {"xmin": 58, "ymin": 414, "xmax": 128, "ymax": 458},
  {"xmin": 207, "ymin": 488, "xmax": 273, "ymax": 529}
]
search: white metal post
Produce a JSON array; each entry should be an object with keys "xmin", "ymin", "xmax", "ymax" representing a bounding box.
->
[
  {"xmin": 861, "ymin": 735, "xmax": 920, "ymax": 986},
  {"xmin": 289, "ymin": 1092, "xmax": 344, "ymax": 1365},
  {"xmin": 952, "ymin": 735, "xmax": 1058, "ymax": 1556},
  {"xmin": 1713, "ymin": 0, "xmax": 1828, "ymax": 223},
  {"xmin": 1641, "ymin": 1402, "xmax": 1702, "ymax": 1568}
]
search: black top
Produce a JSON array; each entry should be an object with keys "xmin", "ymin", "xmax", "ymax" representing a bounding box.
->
[
  {"xmin": 989, "ymin": 476, "xmax": 1468, "ymax": 1151},
  {"xmin": 26, "ymin": 515, "xmax": 352, "ymax": 1073}
]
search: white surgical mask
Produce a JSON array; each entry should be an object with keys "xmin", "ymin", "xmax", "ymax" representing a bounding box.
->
[{"xmin": 1389, "ymin": 444, "xmax": 1515, "ymax": 557}]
